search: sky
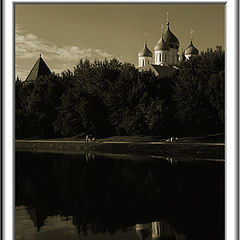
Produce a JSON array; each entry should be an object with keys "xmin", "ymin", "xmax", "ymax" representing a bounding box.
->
[{"xmin": 15, "ymin": 4, "xmax": 225, "ymax": 80}]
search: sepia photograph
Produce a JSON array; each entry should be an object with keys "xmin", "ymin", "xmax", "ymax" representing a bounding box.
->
[{"xmin": 11, "ymin": 2, "xmax": 228, "ymax": 240}]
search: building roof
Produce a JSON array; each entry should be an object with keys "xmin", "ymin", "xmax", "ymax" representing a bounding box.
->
[
  {"xmin": 138, "ymin": 41, "xmax": 153, "ymax": 57},
  {"xmin": 184, "ymin": 40, "xmax": 199, "ymax": 55},
  {"xmin": 151, "ymin": 64, "xmax": 178, "ymax": 77},
  {"xmin": 138, "ymin": 64, "xmax": 178, "ymax": 77},
  {"xmin": 154, "ymin": 34, "xmax": 170, "ymax": 51},
  {"xmin": 163, "ymin": 22, "xmax": 179, "ymax": 49},
  {"xmin": 25, "ymin": 55, "xmax": 51, "ymax": 82}
]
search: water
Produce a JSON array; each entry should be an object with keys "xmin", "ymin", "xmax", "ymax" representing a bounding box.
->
[{"xmin": 15, "ymin": 151, "xmax": 224, "ymax": 240}]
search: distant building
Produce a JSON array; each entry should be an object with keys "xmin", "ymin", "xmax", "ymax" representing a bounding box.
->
[
  {"xmin": 137, "ymin": 19, "xmax": 199, "ymax": 76},
  {"xmin": 25, "ymin": 54, "xmax": 51, "ymax": 83},
  {"xmin": 184, "ymin": 40, "xmax": 199, "ymax": 60}
]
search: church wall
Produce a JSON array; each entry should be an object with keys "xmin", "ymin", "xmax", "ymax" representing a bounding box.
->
[
  {"xmin": 138, "ymin": 56, "xmax": 152, "ymax": 67},
  {"xmin": 154, "ymin": 50, "xmax": 169, "ymax": 66},
  {"xmin": 168, "ymin": 48, "xmax": 179, "ymax": 65}
]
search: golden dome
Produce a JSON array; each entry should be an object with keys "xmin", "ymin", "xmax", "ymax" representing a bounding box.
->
[
  {"xmin": 163, "ymin": 22, "xmax": 179, "ymax": 49},
  {"xmin": 138, "ymin": 41, "xmax": 153, "ymax": 57},
  {"xmin": 154, "ymin": 34, "xmax": 170, "ymax": 51},
  {"xmin": 184, "ymin": 40, "xmax": 199, "ymax": 55}
]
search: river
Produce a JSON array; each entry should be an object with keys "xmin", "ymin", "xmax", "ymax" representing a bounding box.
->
[{"xmin": 15, "ymin": 151, "xmax": 224, "ymax": 240}]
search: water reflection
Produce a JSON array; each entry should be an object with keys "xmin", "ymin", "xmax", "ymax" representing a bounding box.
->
[
  {"xmin": 15, "ymin": 151, "xmax": 224, "ymax": 240},
  {"xmin": 166, "ymin": 157, "xmax": 177, "ymax": 165},
  {"xmin": 135, "ymin": 224, "xmax": 151, "ymax": 240},
  {"xmin": 135, "ymin": 221, "xmax": 186, "ymax": 240},
  {"xmin": 85, "ymin": 153, "xmax": 95, "ymax": 162}
]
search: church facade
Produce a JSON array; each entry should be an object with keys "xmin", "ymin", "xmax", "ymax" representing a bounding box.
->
[{"xmin": 138, "ymin": 20, "xmax": 199, "ymax": 76}]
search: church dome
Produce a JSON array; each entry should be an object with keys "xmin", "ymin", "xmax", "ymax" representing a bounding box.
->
[
  {"xmin": 163, "ymin": 23, "xmax": 179, "ymax": 49},
  {"xmin": 138, "ymin": 42, "xmax": 152, "ymax": 57},
  {"xmin": 184, "ymin": 40, "xmax": 199, "ymax": 55},
  {"xmin": 154, "ymin": 34, "xmax": 170, "ymax": 51}
]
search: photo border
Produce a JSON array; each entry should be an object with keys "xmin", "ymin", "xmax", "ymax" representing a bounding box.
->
[{"xmin": 2, "ymin": 0, "xmax": 239, "ymax": 239}]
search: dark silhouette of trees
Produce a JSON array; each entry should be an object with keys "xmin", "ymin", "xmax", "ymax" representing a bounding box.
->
[
  {"xmin": 174, "ymin": 48, "xmax": 224, "ymax": 135},
  {"xmin": 15, "ymin": 48, "xmax": 224, "ymax": 139}
]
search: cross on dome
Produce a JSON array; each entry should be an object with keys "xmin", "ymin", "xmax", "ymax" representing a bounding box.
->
[
  {"xmin": 190, "ymin": 29, "xmax": 194, "ymax": 40},
  {"xmin": 161, "ymin": 24, "xmax": 165, "ymax": 33},
  {"xmin": 166, "ymin": 12, "xmax": 170, "ymax": 26},
  {"xmin": 144, "ymin": 32, "xmax": 148, "ymax": 42}
]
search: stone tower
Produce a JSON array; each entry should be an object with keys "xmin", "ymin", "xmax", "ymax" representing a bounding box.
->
[{"xmin": 25, "ymin": 54, "xmax": 51, "ymax": 83}]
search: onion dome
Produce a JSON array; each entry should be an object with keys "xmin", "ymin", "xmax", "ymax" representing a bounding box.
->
[
  {"xmin": 163, "ymin": 22, "xmax": 179, "ymax": 49},
  {"xmin": 184, "ymin": 40, "xmax": 199, "ymax": 55},
  {"xmin": 154, "ymin": 34, "xmax": 170, "ymax": 51},
  {"xmin": 138, "ymin": 41, "xmax": 152, "ymax": 57}
]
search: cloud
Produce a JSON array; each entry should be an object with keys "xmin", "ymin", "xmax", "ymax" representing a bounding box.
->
[
  {"xmin": 15, "ymin": 69, "xmax": 30, "ymax": 80},
  {"xmin": 15, "ymin": 25, "xmax": 116, "ymax": 62},
  {"xmin": 15, "ymin": 25, "xmax": 130, "ymax": 79}
]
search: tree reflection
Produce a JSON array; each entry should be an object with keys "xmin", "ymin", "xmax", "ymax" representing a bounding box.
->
[
  {"xmin": 135, "ymin": 221, "xmax": 186, "ymax": 240},
  {"xmin": 16, "ymin": 152, "xmax": 224, "ymax": 239},
  {"xmin": 136, "ymin": 223, "xmax": 151, "ymax": 240}
]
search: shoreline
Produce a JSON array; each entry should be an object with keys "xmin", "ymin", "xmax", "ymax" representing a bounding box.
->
[{"xmin": 15, "ymin": 139, "xmax": 224, "ymax": 160}]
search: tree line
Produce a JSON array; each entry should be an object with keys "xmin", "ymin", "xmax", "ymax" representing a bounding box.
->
[{"xmin": 15, "ymin": 48, "xmax": 224, "ymax": 139}]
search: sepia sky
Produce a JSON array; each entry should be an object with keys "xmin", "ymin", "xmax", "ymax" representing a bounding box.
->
[{"xmin": 15, "ymin": 4, "xmax": 225, "ymax": 80}]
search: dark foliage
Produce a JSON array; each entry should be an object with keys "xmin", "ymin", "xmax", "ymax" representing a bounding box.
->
[
  {"xmin": 15, "ymin": 48, "xmax": 224, "ymax": 139},
  {"xmin": 174, "ymin": 48, "xmax": 224, "ymax": 135}
]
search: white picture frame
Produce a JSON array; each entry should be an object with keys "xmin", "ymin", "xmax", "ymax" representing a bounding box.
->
[{"xmin": 2, "ymin": 0, "xmax": 238, "ymax": 239}]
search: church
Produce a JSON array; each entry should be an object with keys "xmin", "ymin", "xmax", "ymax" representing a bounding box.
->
[
  {"xmin": 137, "ymin": 19, "xmax": 199, "ymax": 76},
  {"xmin": 24, "ymin": 18, "xmax": 199, "ymax": 82}
]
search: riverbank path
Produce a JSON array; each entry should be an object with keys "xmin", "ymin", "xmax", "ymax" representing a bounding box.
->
[{"xmin": 15, "ymin": 139, "xmax": 224, "ymax": 146}]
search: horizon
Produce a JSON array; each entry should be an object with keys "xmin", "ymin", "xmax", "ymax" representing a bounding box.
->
[{"xmin": 15, "ymin": 4, "xmax": 224, "ymax": 80}]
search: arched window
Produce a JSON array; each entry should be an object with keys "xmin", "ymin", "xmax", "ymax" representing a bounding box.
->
[{"xmin": 160, "ymin": 54, "xmax": 162, "ymax": 62}]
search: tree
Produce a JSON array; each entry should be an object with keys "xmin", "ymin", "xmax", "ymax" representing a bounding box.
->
[
  {"xmin": 15, "ymin": 48, "xmax": 224, "ymax": 138},
  {"xmin": 174, "ymin": 48, "xmax": 224, "ymax": 135}
]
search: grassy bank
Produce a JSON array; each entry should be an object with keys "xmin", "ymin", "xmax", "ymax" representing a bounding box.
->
[
  {"xmin": 17, "ymin": 133, "xmax": 224, "ymax": 143},
  {"xmin": 16, "ymin": 134, "xmax": 224, "ymax": 160}
]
